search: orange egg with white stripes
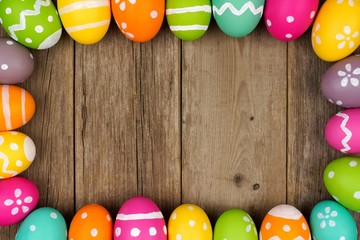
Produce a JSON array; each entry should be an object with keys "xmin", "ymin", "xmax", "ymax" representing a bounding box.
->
[
  {"xmin": 58, "ymin": 0, "xmax": 111, "ymax": 44},
  {"xmin": 0, "ymin": 85, "xmax": 35, "ymax": 131}
]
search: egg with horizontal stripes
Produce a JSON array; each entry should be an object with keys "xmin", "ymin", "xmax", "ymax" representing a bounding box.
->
[
  {"xmin": 0, "ymin": 131, "xmax": 36, "ymax": 179},
  {"xmin": 166, "ymin": 0, "xmax": 212, "ymax": 41},
  {"xmin": 114, "ymin": 196, "xmax": 167, "ymax": 240},
  {"xmin": 112, "ymin": 0, "xmax": 164, "ymax": 42},
  {"xmin": 58, "ymin": 0, "xmax": 111, "ymax": 44},
  {"xmin": 0, "ymin": 85, "xmax": 35, "ymax": 131},
  {"xmin": 0, "ymin": 0, "xmax": 62, "ymax": 49}
]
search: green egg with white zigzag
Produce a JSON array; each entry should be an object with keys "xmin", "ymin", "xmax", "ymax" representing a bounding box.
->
[
  {"xmin": 0, "ymin": 0, "xmax": 62, "ymax": 49},
  {"xmin": 166, "ymin": 0, "xmax": 212, "ymax": 41}
]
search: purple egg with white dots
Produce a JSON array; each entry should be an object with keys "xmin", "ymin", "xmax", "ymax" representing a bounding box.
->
[
  {"xmin": 264, "ymin": 0, "xmax": 319, "ymax": 41},
  {"xmin": 114, "ymin": 196, "xmax": 167, "ymax": 240}
]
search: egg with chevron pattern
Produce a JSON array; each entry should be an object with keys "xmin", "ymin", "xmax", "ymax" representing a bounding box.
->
[
  {"xmin": 212, "ymin": 0, "xmax": 264, "ymax": 38},
  {"xmin": 0, "ymin": 0, "xmax": 62, "ymax": 49}
]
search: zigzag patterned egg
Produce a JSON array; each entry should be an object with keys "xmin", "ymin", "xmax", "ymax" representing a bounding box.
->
[
  {"xmin": 0, "ymin": 0, "xmax": 62, "ymax": 49},
  {"xmin": 166, "ymin": 0, "xmax": 211, "ymax": 41},
  {"xmin": 212, "ymin": 0, "xmax": 264, "ymax": 38},
  {"xmin": 112, "ymin": 0, "xmax": 164, "ymax": 42},
  {"xmin": 325, "ymin": 108, "xmax": 360, "ymax": 154},
  {"xmin": 58, "ymin": 0, "xmax": 111, "ymax": 44}
]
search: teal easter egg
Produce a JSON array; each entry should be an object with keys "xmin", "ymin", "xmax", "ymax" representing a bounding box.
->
[
  {"xmin": 310, "ymin": 200, "xmax": 357, "ymax": 240},
  {"xmin": 15, "ymin": 207, "xmax": 67, "ymax": 240},
  {"xmin": 0, "ymin": 0, "xmax": 62, "ymax": 49},
  {"xmin": 324, "ymin": 156, "xmax": 360, "ymax": 211},
  {"xmin": 166, "ymin": 0, "xmax": 212, "ymax": 41},
  {"xmin": 212, "ymin": 0, "xmax": 264, "ymax": 37},
  {"xmin": 214, "ymin": 209, "xmax": 258, "ymax": 240}
]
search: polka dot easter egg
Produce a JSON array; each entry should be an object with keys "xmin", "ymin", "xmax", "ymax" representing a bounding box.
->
[
  {"xmin": 214, "ymin": 209, "xmax": 258, "ymax": 240},
  {"xmin": 259, "ymin": 204, "xmax": 311, "ymax": 240},
  {"xmin": 166, "ymin": 0, "xmax": 212, "ymax": 41},
  {"xmin": 0, "ymin": 85, "xmax": 36, "ymax": 131},
  {"xmin": 114, "ymin": 196, "xmax": 167, "ymax": 240},
  {"xmin": 112, "ymin": 0, "xmax": 165, "ymax": 42},
  {"xmin": 0, "ymin": 131, "xmax": 36, "ymax": 179},
  {"xmin": 264, "ymin": 0, "xmax": 318, "ymax": 41},
  {"xmin": 15, "ymin": 207, "xmax": 67, "ymax": 240},
  {"xmin": 0, "ymin": 177, "xmax": 39, "ymax": 226},
  {"xmin": 58, "ymin": 0, "xmax": 111, "ymax": 44},
  {"xmin": 321, "ymin": 55, "xmax": 360, "ymax": 108},
  {"xmin": 168, "ymin": 204, "xmax": 212, "ymax": 240},
  {"xmin": 0, "ymin": 0, "xmax": 62, "ymax": 50},
  {"xmin": 0, "ymin": 38, "xmax": 34, "ymax": 84},
  {"xmin": 212, "ymin": 0, "xmax": 264, "ymax": 38},
  {"xmin": 310, "ymin": 200, "xmax": 357, "ymax": 240},
  {"xmin": 325, "ymin": 108, "xmax": 360, "ymax": 154},
  {"xmin": 324, "ymin": 156, "xmax": 360, "ymax": 212},
  {"xmin": 311, "ymin": 0, "xmax": 360, "ymax": 62},
  {"xmin": 69, "ymin": 204, "xmax": 113, "ymax": 240}
]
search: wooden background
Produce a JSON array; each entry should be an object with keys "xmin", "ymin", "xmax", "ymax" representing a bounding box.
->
[{"xmin": 1, "ymin": 2, "xmax": 360, "ymax": 238}]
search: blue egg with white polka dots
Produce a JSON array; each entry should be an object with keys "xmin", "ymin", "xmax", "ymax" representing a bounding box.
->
[
  {"xmin": 310, "ymin": 200, "xmax": 357, "ymax": 240},
  {"xmin": 15, "ymin": 207, "xmax": 67, "ymax": 240}
]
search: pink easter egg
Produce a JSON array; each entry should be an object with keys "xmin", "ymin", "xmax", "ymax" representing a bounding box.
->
[
  {"xmin": 114, "ymin": 196, "xmax": 167, "ymax": 240},
  {"xmin": 264, "ymin": 0, "xmax": 319, "ymax": 41},
  {"xmin": 325, "ymin": 108, "xmax": 360, "ymax": 154},
  {"xmin": 0, "ymin": 177, "xmax": 39, "ymax": 226}
]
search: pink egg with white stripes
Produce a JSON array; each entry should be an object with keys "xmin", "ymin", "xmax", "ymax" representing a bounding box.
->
[
  {"xmin": 0, "ymin": 177, "xmax": 39, "ymax": 226},
  {"xmin": 264, "ymin": 0, "xmax": 319, "ymax": 41},
  {"xmin": 325, "ymin": 108, "xmax": 360, "ymax": 154},
  {"xmin": 114, "ymin": 196, "xmax": 167, "ymax": 240}
]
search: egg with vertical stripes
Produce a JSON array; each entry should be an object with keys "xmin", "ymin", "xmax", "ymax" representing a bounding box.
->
[
  {"xmin": 114, "ymin": 196, "xmax": 167, "ymax": 240},
  {"xmin": 58, "ymin": 0, "xmax": 111, "ymax": 44},
  {"xmin": 166, "ymin": 0, "xmax": 212, "ymax": 41},
  {"xmin": 0, "ymin": 85, "xmax": 35, "ymax": 131}
]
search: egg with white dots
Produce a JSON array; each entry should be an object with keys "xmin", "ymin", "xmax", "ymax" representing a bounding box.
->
[{"xmin": 168, "ymin": 204, "xmax": 212, "ymax": 240}]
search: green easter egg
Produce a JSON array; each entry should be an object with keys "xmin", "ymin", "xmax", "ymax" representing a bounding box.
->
[
  {"xmin": 324, "ymin": 156, "xmax": 360, "ymax": 211},
  {"xmin": 0, "ymin": 0, "xmax": 62, "ymax": 49},
  {"xmin": 214, "ymin": 209, "xmax": 258, "ymax": 240},
  {"xmin": 166, "ymin": 0, "xmax": 212, "ymax": 41}
]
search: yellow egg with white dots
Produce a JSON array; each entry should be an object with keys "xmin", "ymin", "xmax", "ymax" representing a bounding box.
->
[
  {"xmin": 168, "ymin": 204, "xmax": 212, "ymax": 240},
  {"xmin": 0, "ymin": 131, "xmax": 36, "ymax": 179}
]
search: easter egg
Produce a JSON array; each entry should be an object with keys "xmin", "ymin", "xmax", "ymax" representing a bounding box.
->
[
  {"xmin": 324, "ymin": 108, "xmax": 360, "ymax": 154},
  {"xmin": 69, "ymin": 204, "xmax": 112, "ymax": 240},
  {"xmin": 0, "ymin": 177, "xmax": 39, "ymax": 226},
  {"xmin": 212, "ymin": 0, "xmax": 264, "ymax": 38},
  {"xmin": 166, "ymin": 0, "xmax": 211, "ymax": 41},
  {"xmin": 264, "ymin": 0, "xmax": 318, "ymax": 41},
  {"xmin": 311, "ymin": 0, "xmax": 360, "ymax": 62},
  {"xmin": 259, "ymin": 204, "xmax": 311, "ymax": 240},
  {"xmin": 114, "ymin": 196, "xmax": 167, "ymax": 240},
  {"xmin": 0, "ymin": 85, "xmax": 36, "ymax": 131},
  {"xmin": 310, "ymin": 200, "xmax": 357, "ymax": 240},
  {"xmin": 168, "ymin": 204, "xmax": 212, "ymax": 240},
  {"xmin": 58, "ymin": 0, "xmax": 111, "ymax": 44},
  {"xmin": 214, "ymin": 209, "xmax": 257, "ymax": 240},
  {"xmin": 0, "ymin": 38, "xmax": 34, "ymax": 84},
  {"xmin": 15, "ymin": 207, "xmax": 67, "ymax": 240},
  {"xmin": 0, "ymin": 0, "xmax": 62, "ymax": 49},
  {"xmin": 0, "ymin": 131, "xmax": 36, "ymax": 179},
  {"xmin": 324, "ymin": 156, "xmax": 360, "ymax": 211},
  {"xmin": 321, "ymin": 55, "xmax": 360, "ymax": 108},
  {"xmin": 112, "ymin": 0, "xmax": 164, "ymax": 42}
]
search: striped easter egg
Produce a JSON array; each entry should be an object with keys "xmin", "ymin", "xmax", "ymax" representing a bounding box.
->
[
  {"xmin": 58, "ymin": 0, "xmax": 111, "ymax": 44},
  {"xmin": 166, "ymin": 0, "xmax": 212, "ymax": 41},
  {"xmin": 0, "ymin": 85, "xmax": 35, "ymax": 131}
]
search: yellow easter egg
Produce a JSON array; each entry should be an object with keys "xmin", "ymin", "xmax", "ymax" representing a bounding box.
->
[{"xmin": 312, "ymin": 0, "xmax": 360, "ymax": 62}]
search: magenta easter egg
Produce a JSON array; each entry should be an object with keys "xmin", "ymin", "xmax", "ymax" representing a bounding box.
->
[
  {"xmin": 325, "ymin": 108, "xmax": 360, "ymax": 154},
  {"xmin": 114, "ymin": 196, "xmax": 167, "ymax": 240},
  {"xmin": 0, "ymin": 177, "xmax": 39, "ymax": 226},
  {"xmin": 264, "ymin": 0, "xmax": 319, "ymax": 41}
]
